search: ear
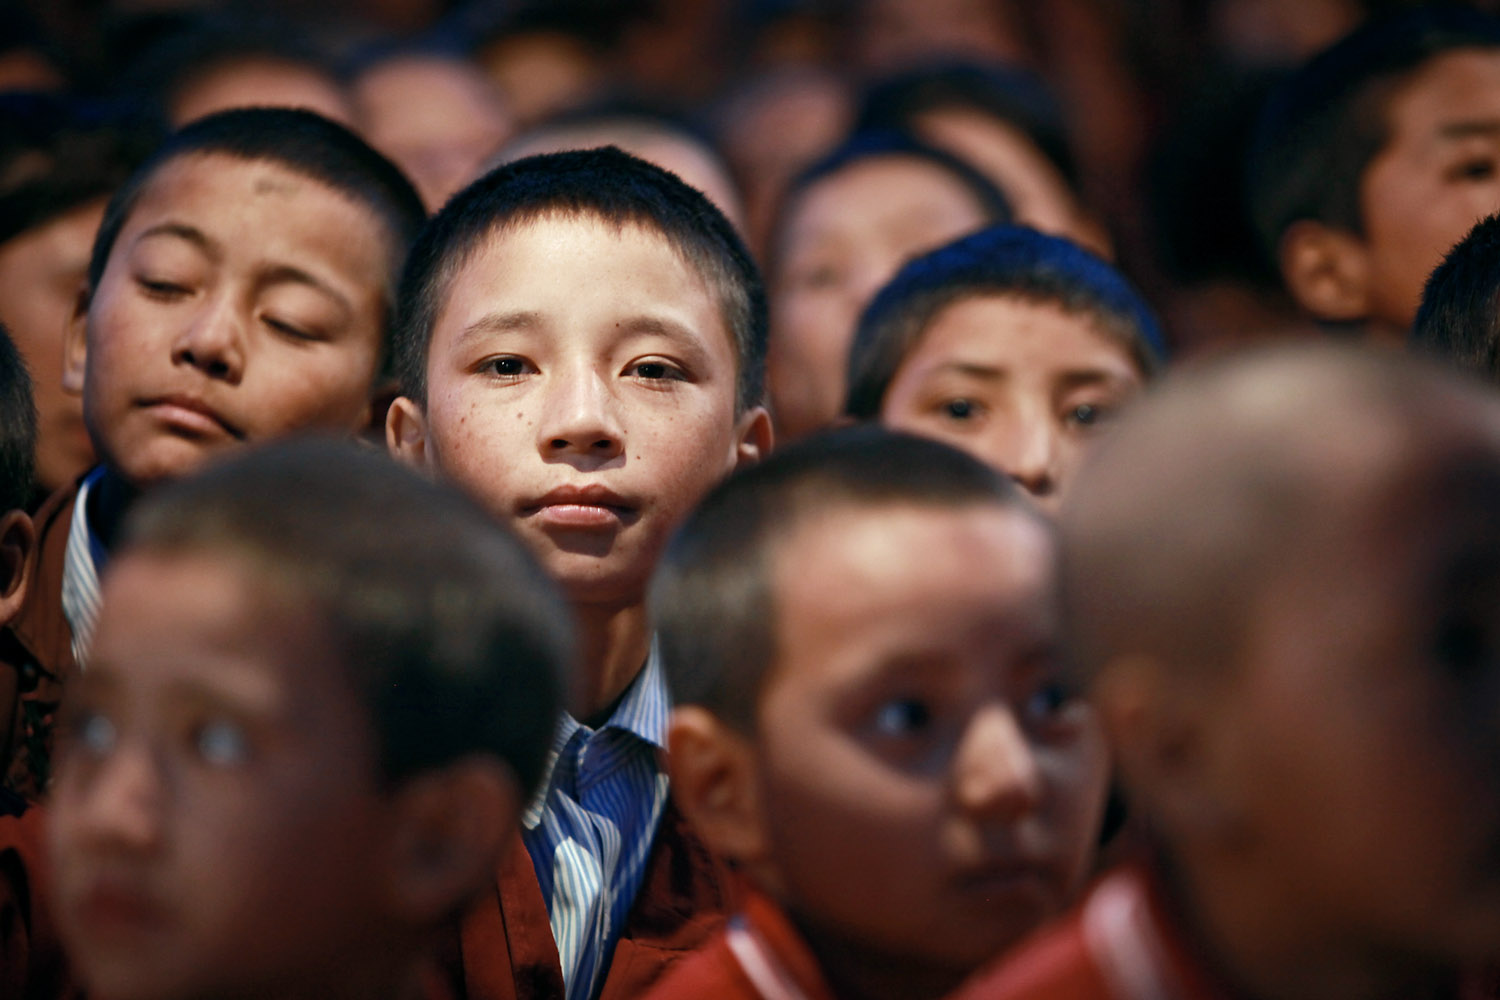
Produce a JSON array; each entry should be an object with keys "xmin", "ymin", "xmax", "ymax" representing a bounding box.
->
[
  {"xmin": 731, "ymin": 405, "xmax": 773, "ymax": 470},
  {"xmin": 61, "ymin": 287, "xmax": 90, "ymax": 396},
  {"xmin": 380, "ymin": 758, "xmax": 519, "ymax": 925},
  {"xmin": 1278, "ymin": 220, "xmax": 1372, "ymax": 323},
  {"xmin": 667, "ymin": 706, "xmax": 771, "ymax": 872},
  {"xmin": 360, "ymin": 379, "xmax": 402, "ymax": 446},
  {"xmin": 1093, "ymin": 655, "xmax": 1241, "ymax": 845},
  {"xmin": 386, "ymin": 396, "xmax": 432, "ymax": 470},
  {"xmin": 0, "ymin": 510, "xmax": 35, "ymax": 629}
]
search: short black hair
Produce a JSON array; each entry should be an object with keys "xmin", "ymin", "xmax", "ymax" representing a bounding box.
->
[
  {"xmin": 769, "ymin": 130, "xmax": 1012, "ymax": 271},
  {"xmin": 1413, "ymin": 213, "xmax": 1500, "ymax": 384},
  {"xmin": 1246, "ymin": 6, "xmax": 1500, "ymax": 260},
  {"xmin": 0, "ymin": 92, "xmax": 163, "ymax": 248},
  {"xmin": 0, "ymin": 324, "xmax": 37, "ymax": 515},
  {"xmin": 393, "ymin": 146, "xmax": 766, "ymax": 411},
  {"xmin": 653, "ymin": 426, "xmax": 1033, "ymax": 732},
  {"xmin": 845, "ymin": 224, "xmax": 1166, "ymax": 420},
  {"xmin": 855, "ymin": 62, "xmax": 1082, "ymax": 195},
  {"xmin": 88, "ymin": 108, "xmax": 426, "ymax": 373},
  {"xmin": 123, "ymin": 438, "xmax": 571, "ymax": 795}
]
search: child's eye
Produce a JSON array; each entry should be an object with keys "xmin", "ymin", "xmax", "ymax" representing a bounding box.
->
[
  {"xmin": 941, "ymin": 398, "xmax": 979, "ymax": 420},
  {"xmin": 873, "ymin": 697, "xmax": 933, "ymax": 736},
  {"xmin": 1449, "ymin": 157, "xmax": 1497, "ymax": 182},
  {"xmin": 1065, "ymin": 402, "xmax": 1111, "ymax": 428},
  {"xmin": 479, "ymin": 356, "xmax": 531, "ymax": 378},
  {"xmin": 263, "ymin": 316, "xmax": 320, "ymax": 342},
  {"xmin": 1024, "ymin": 681, "xmax": 1075, "ymax": 721},
  {"xmin": 192, "ymin": 719, "xmax": 251, "ymax": 767},
  {"xmin": 73, "ymin": 711, "xmax": 118, "ymax": 757},
  {"xmin": 790, "ymin": 262, "xmax": 843, "ymax": 292},
  {"xmin": 627, "ymin": 360, "xmax": 686, "ymax": 381},
  {"xmin": 137, "ymin": 277, "xmax": 191, "ymax": 300}
]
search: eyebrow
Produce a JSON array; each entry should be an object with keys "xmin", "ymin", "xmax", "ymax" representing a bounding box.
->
[
  {"xmin": 455, "ymin": 310, "xmax": 544, "ymax": 349},
  {"xmin": 1437, "ymin": 120, "xmax": 1500, "ymax": 141},
  {"xmin": 455, "ymin": 311, "xmax": 715, "ymax": 358},
  {"xmin": 925, "ymin": 361, "xmax": 1137, "ymax": 387}
]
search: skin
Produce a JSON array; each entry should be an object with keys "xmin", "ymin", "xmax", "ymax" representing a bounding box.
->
[
  {"xmin": 749, "ymin": 505, "xmax": 1109, "ymax": 1000},
  {"xmin": 354, "ymin": 55, "xmax": 513, "ymax": 212},
  {"xmin": 64, "ymin": 153, "xmax": 391, "ymax": 541},
  {"xmin": 0, "ymin": 200, "xmax": 104, "ymax": 495},
  {"xmin": 388, "ymin": 215, "xmax": 769, "ymax": 718},
  {"xmin": 1067, "ymin": 350, "xmax": 1500, "ymax": 1000},
  {"xmin": 48, "ymin": 553, "xmax": 414, "ymax": 1000},
  {"xmin": 170, "ymin": 58, "xmax": 356, "ymax": 128},
  {"xmin": 880, "ymin": 296, "xmax": 1145, "ymax": 512},
  {"xmin": 1354, "ymin": 47, "xmax": 1500, "ymax": 334},
  {"xmin": 768, "ymin": 156, "xmax": 994, "ymax": 442}
]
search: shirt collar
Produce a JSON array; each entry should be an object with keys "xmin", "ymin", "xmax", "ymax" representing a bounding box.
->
[
  {"xmin": 60, "ymin": 466, "xmax": 107, "ymax": 668},
  {"xmin": 521, "ymin": 638, "xmax": 670, "ymax": 830}
]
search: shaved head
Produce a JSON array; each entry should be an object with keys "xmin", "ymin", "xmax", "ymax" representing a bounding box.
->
[{"xmin": 1061, "ymin": 342, "xmax": 1500, "ymax": 684}]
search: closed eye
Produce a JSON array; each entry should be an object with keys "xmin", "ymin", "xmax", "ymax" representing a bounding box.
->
[{"xmin": 138, "ymin": 277, "xmax": 191, "ymax": 300}]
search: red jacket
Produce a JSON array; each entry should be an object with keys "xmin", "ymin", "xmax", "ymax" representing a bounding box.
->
[
  {"xmin": 0, "ymin": 804, "xmax": 78, "ymax": 1000},
  {"xmin": 1, "ymin": 479, "xmax": 80, "ymax": 802},
  {"xmin": 950, "ymin": 865, "xmax": 1500, "ymax": 1000},
  {"xmin": 639, "ymin": 887, "xmax": 836, "ymax": 1000},
  {"xmin": 453, "ymin": 800, "xmax": 737, "ymax": 1000}
]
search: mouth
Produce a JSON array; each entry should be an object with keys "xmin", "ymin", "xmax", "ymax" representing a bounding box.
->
[
  {"xmin": 521, "ymin": 484, "xmax": 639, "ymax": 530},
  {"xmin": 70, "ymin": 876, "xmax": 171, "ymax": 941},
  {"xmin": 952, "ymin": 858, "xmax": 1064, "ymax": 905},
  {"xmin": 140, "ymin": 394, "xmax": 244, "ymax": 441}
]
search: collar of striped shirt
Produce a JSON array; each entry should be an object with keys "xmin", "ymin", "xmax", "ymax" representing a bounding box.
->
[
  {"xmin": 60, "ymin": 465, "xmax": 108, "ymax": 669},
  {"xmin": 521, "ymin": 642, "xmax": 673, "ymax": 1000}
]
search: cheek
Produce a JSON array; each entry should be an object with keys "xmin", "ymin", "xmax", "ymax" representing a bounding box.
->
[{"xmin": 252, "ymin": 352, "xmax": 377, "ymax": 433}]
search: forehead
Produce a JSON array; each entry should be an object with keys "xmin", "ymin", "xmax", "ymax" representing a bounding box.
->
[
  {"xmin": 786, "ymin": 155, "xmax": 987, "ymax": 241},
  {"xmin": 906, "ymin": 295, "xmax": 1142, "ymax": 376},
  {"xmin": 768, "ymin": 502, "xmax": 1052, "ymax": 676},
  {"xmin": 435, "ymin": 212, "xmax": 737, "ymax": 358},
  {"xmin": 1381, "ymin": 47, "xmax": 1500, "ymax": 142},
  {"xmin": 88, "ymin": 552, "xmax": 349, "ymax": 717}
]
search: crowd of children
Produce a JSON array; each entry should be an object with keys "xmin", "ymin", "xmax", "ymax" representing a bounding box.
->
[{"xmin": 0, "ymin": 2, "xmax": 1499, "ymax": 999}]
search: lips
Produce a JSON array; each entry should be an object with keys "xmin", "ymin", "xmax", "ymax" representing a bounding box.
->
[
  {"xmin": 952, "ymin": 857, "xmax": 1064, "ymax": 905},
  {"xmin": 521, "ymin": 483, "xmax": 639, "ymax": 530},
  {"xmin": 140, "ymin": 394, "xmax": 244, "ymax": 441},
  {"xmin": 69, "ymin": 875, "xmax": 172, "ymax": 943}
]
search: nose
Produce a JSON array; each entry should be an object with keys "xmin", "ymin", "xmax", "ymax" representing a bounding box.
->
[
  {"xmin": 170, "ymin": 292, "xmax": 245, "ymax": 383},
  {"xmin": 953, "ymin": 703, "xmax": 1045, "ymax": 820},
  {"xmin": 983, "ymin": 414, "xmax": 1060, "ymax": 504},
  {"xmin": 71, "ymin": 742, "xmax": 168, "ymax": 856},
  {"xmin": 536, "ymin": 365, "xmax": 624, "ymax": 464}
]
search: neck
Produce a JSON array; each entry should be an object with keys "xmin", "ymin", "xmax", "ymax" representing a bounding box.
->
[
  {"xmin": 791, "ymin": 913, "xmax": 968, "ymax": 1000},
  {"xmin": 570, "ymin": 597, "xmax": 652, "ymax": 726},
  {"xmin": 1159, "ymin": 844, "xmax": 1464, "ymax": 1000},
  {"xmin": 89, "ymin": 467, "xmax": 140, "ymax": 552}
]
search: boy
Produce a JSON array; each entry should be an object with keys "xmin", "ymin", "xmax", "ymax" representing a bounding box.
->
[
  {"xmin": 47, "ymin": 439, "xmax": 570, "ymax": 1000},
  {"xmin": 1246, "ymin": 6, "xmax": 1500, "ymax": 343},
  {"xmin": 386, "ymin": 147, "xmax": 771, "ymax": 1000},
  {"xmin": 956, "ymin": 343, "xmax": 1500, "ymax": 1000},
  {"xmin": 768, "ymin": 131, "xmax": 1010, "ymax": 442},
  {"xmin": 845, "ymin": 225, "xmax": 1164, "ymax": 511},
  {"xmin": 0, "ymin": 93, "xmax": 161, "ymax": 504},
  {"xmin": 0, "ymin": 325, "xmax": 37, "ymax": 799},
  {"xmin": 644, "ymin": 427, "xmax": 1110, "ymax": 1000},
  {"xmin": 1413, "ymin": 212, "xmax": 1500, "ymax": 385},
  {"xmin": 0, "ymin": 106, "xmax": 425, "ymax": 801}
]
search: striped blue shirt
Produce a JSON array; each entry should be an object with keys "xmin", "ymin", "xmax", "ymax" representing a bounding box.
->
[
  {"xmin": 60, "ymin": 466, "xmax": 107, "ymax": 667},
  {"xmin": 521, "ymin": 645, "xmax": 671, "ymax": 1000}
]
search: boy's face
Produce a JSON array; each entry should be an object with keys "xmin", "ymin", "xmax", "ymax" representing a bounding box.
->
[
  {"xmin": 1355, "ymin": 47, "xmax": 1500, "ymax": 331},
  {"xmin": 0, "ymin": 200, "xmax": 104, "ymax": 493},
  {"xmin": 880, "ymin": 296, "xmax": 1144, "ymax": 513},
  {"xmin": 753, "ymin": 504, "xmax": 1108, "ymax": 974},
  {"xmin": 49, "ymin": 552, "xmax": 392, "ymax": 1000},
  {"xmin": 389, "ymin": 215, "xmax": 769, "ymax": 606},
  {"xmin": 68, "ymin": 153, "xmax": 391, "ymax": 490},
  {"xmin": 1197, "ymin": 435, "xmax": 1500, "ymax": 963},
  {"xmin": 768, "ymin": 156, "xmax": 991, "ymax": 441}
]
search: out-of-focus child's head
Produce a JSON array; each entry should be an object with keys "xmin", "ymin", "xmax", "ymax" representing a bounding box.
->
[
  {"xmin": 1413, "ymin": 212, "xmax": 1500, "ymax": 385},
  {"xmin": 0, "ymin": 93, "xmax": 162, "ymax": 500},
  {"xmin": 0, "ymin": 326, "xmax": 36, "ymax": 520},
  {"xmin": 1246, "ymin": 6, "xmax": 1500, "ymax": 340},
  {"xmin": 656, "ymin": 427, "xmax": 1109, "ymax": 997},
  {"xmin": 851, "ymin": 0, "xmax": 1032, "ymax": 77},
  {"xmin": 846, "ymin": 225, "xmax": 1163, "ymax": 511},
  {"xmin": 768, "ymin": 130, "xmax": 1011, "ymax": 442},
  {"xmin": 122, "ymin": 12, "xmax": 355, "ymax": 127},
  {"xmin": 1064, "ymin": 343, "xmax": 1500, "ymax": 986},
  {"xmin": 473, "ymin": 7, "xmax": 613, "ymax": 127},
  {"xmin": 386, "ymin": 147, "xmax": 770, "ymax": 606},
  {"xmin": 856, "ymin": 63, "xmax": 1107, "ymax": 256},
  {"xmin": 66, "ymin": 107, "xmax": 425, "ymax": 492},
  {"xmin": 494, "ymin": 103, "xmax": 746, "ymax": 232},
  {"xmin": 49, "ymin": 439, "xmax": 570, "ymax": 1000},
  {"xmin": 351, "ymin": 45, "xmax": 514, "ymax": 212}
]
